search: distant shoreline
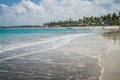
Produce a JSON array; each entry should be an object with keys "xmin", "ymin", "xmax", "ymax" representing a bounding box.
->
[
  {"xmin": 0, "ymin": 26, "xmax": 120, "ymax": 30},
  {"xmin": 0, "ymin": 26, "xmax": 119, "ymax": 28}
]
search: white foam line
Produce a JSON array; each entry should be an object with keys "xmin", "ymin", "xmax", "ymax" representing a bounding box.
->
[
  {"xmin": 88, "ymin": 34, "xmax": 115, "ymax": 80},
  {"xmin": 0, "ymin": 35, "xmax": 73, "ymax": 54},
  {"xmin": 1, "ymin": 34, "xmax": 91, "ymax": 62},
  {"xmin": 95, "ymin": 40, "xmax": 114, "ymax": 80},
  {"xmin": 0, "ymin": 48, "xmax": 51, "ymax": 62},
  {"xmin": 0, "ymin": 39, "xmax": 53, "ymax": 54},
  {"xmin": 0, "ymin": 70, "xmax": 36, "ymax": 76},
  {"xmin": 91, "ymin": 55, "xmax": 104, "ymax": 80},
  {"xmin": 98, "ymin": 56, "xmax": 104, "ymax": 80},
  {"xmin": 0, "ymin": 33, "xmax": 90, "ymax": 54},
  {"xmin": 0, "ymin": 33, "xmax": 91, "ymax": 62},
  {"xmin": 95, "ymin": 39, "xmax": 114, "ymax": 80},
  {"xmin": 0, "ymin": 34, "xmax": 84, "ymax": 62}
]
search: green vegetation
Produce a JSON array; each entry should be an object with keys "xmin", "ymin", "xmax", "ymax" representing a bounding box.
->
[{"xmin": 44, "ymin": 11, "xmax": 120, "ymax": 27}]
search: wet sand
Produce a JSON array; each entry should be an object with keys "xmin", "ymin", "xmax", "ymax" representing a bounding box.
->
[
  {"xmin": 0, "ymin": 28, "xmax": 120, "ymax": 80},
  {"xmin": 101, "ymin": 31, "xmax": 120, "ymax": 80},
  {"xmin": 0, "ymin": 33, "xmax": 104, "ymax": 80},
  {"xmin": 55, "ymin": 34, "xmax": 110, "ymax": 80},
  {"xmin": 0, "ymin": 35, "xmax": 102, "ymax": 80},
  {"xmin": 57, "ymin": 30, "xmax": 120, "ymax": 80}
]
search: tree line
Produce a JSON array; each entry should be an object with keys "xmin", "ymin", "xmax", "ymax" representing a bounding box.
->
[{"xmin": 44, "ymin": 11, "xmax": 120, "ymax": 27}]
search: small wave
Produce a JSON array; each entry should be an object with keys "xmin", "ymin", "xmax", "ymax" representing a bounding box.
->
[
  {"xmin": 91, "ymin": 56, "xmax": 104, "ymax": 80},
  {"xmin": 0, "ymin": 33, "xmax": 90, "ymax": 62},
  {"xmin": 0, "ymin": 34, "xmax": 74, "ymax": 54}
]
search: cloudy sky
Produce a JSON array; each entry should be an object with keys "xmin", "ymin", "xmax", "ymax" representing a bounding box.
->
[{"xmin": 0, "ymin": 0, "xmax": 120, "ymax": 26}]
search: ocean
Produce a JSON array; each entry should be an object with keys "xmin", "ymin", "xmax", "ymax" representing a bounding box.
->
[
  {"xmin": 0, "ymin": 28, "xmax": 109, "ymax": 80},
  {"xmin": 0, "ymin": 28, "xmax": 94, "ymax": 56}
]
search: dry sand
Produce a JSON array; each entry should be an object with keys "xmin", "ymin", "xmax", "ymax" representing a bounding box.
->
[{"xmin": 69, "ymin": 26, "xmax": 120, "ymax": 30}]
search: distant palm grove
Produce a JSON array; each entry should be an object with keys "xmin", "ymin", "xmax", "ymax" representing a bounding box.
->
[{"xmin": 44, "ymin": 11, "xmax": 120, "ymax": 27}]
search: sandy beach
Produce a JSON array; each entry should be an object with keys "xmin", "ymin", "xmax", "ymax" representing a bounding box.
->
[
  {"xmin": 0, "ymin": 0, "xmax": 120, "ymax": 79},
  {"xmin": 55, "ymin": 27, "xmax": 120, "ymax": 80},
  {"xmin": 0, "ymin": 27, "xmax": 120, "ymax": 80},
  {"xmin": 101, "ymin": 31, "xmax": 120, "ymax": 80},
  {"xmin": 87, "ymin": 26, "xmax": 120, "ymax": 31},
  {"xmin": 54, "ymin": 32, "xmax": 110, "ymax": 80}
]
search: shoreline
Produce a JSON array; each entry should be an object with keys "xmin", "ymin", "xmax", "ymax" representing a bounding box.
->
[
  {"xmin": 55, "ymin": 33, "xmax": 109, "ymax": 80},
  {"xmin": 0, "ymin": 25, "xmax": 120, "ymax": 29},
  {"xmin": 56, "ymin": 30, "xmax": 120, "ymax": 80},
  {"xmin": 101, "ymin": 31, "xmax": 120, "ymax": 80},
  {"xmin": 91, "ymin": 56, "xmax": 104, "ymax": 80},
  {"xmin": 0, "ymin": 27, "xmax": 120, "ymax": 80}
]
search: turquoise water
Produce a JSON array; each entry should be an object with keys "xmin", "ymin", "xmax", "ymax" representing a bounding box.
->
[
  {"xmin": 0, "ymin": 27, "xmax": 104, "ymax": 55},
  {"xmin": 0, "ymin": 27, "xmax": 94, "ymax": 56},
  {"xmin": 0, "ymin": 28, "xmax": 93, "ymax": 42},
  {"xmin": 0, "ymin": 28, "xmax": 104, "ymax": 80},
  {"xmin": 0, "ymin": 27, "xmax": 99, "ymax": 62}
]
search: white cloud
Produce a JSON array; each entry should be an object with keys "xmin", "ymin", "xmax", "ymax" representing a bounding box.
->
[{"xmin": 0, "ymin": 0, "xmax": 120, "ymax": 26}]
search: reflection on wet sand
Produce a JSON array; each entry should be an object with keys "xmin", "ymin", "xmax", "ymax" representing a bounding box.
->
[
  {"xmin": 102, "ymin": 31, "xmax": 120, "ymax": 80},
  {"xmin": 103, "ymin": 31, "xmax": 120, "ymax": 44}
]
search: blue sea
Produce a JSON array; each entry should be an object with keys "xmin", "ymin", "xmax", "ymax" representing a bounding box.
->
[
  {"xmin": 0, "ymin": 28, "xmax": 94, "ymax": 54},
  {"xmin": 0, "ymin": 28, "xmax": 106, "ymax": 80}
]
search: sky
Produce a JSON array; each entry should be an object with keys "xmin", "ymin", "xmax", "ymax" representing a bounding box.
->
[{"xmin": 0, "ymin": 0, "xmax": 120, "ymax": 26}]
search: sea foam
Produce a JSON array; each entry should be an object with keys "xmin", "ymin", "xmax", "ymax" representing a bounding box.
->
[{"xmin": 0, "ymin": 33, "xmax": 89, "ymax": 62}]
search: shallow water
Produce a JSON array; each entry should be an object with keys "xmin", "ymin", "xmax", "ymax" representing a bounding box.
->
[{"xmin": 0, "ymin": 28, "xmax": 107, "ymax": 80}]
